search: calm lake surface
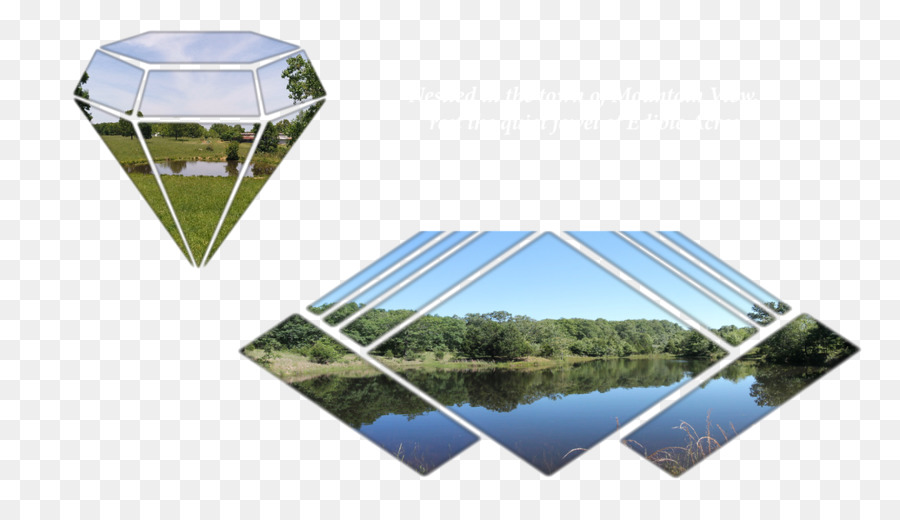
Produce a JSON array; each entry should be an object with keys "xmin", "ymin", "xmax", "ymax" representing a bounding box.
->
[
  {"xmin": 124, "ymin": 160, "xmax": 275, "ymax": 177},
  {"xmin": 623, "ymin": 361, "xmax": 833, "ymax": 472},
  {"xmin": 397, "ymin": 357, "xmax": 714, "ymax": 474},
  {"xmin": 290, "ymin": 373, "xmax": 478, "ymax": 474}
]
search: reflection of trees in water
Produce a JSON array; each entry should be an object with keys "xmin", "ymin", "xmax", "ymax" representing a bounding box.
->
[
  {"xmin": 703, "ymin": 361, "xmax": 831, "ymax": 408},
  {"xmin": 401, "ymin": 359, "xmax": 713, "ymax": 413},
  {"xmin": 224, "ymin": 160, "xmax": 241, "ymax": 176},
  {"xmin": 166, "ymin": 160, "xmax": 187, "ymax": 175},
  {"xmin": 291, "ymin": 359, "xmax": 711, "ymax": 426},
  {"xmin": 250, "ymin": 162, "xmax": 274, "ymax": 177},
  {"xmin": 291, "ymin": 374, "xmax": 434, "ymax": 429},
  {"xmin": 748, "ymin": 364, "xmax": 829, "ymax": 407}
]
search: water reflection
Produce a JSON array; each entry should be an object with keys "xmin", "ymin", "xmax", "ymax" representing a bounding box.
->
[
  {"xmin": 624, "ymin": 361, "xmax": 837, "ymax": 475},
  {"xmin": 290, "ymin": 373, "xmax": 478, "ymax": 474},
  {"xmin": 394, "ymin": 358, "xmax": 713, "ymax": 474},
  {"xmin": 123, "ymin": 159, "xmax": 276, "ymax": 178},
  {"xmin": 123, "ymin": 160, "xmax": 252, "ymax": 177}
]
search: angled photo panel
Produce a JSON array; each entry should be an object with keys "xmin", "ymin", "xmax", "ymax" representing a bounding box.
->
[
  {"xmin": 102, "ymin": 31, "xmax": 299, "ymax": 64},
  {"xmin": 139, "ymin": 71, "xmax": 260, "ymax": 118},
  {"xmin": 76, "ymin": 104, "xmax": 191, "ymax": 262},
  {"xmin": 569, "ymin": 231, "xmax": 759, "ymax": 346},
  {"xmin": 340, "ymin": 232, "xmax": 533, "ymax": 346},
  {"xmin": 74, "ymin": 51, "xmax": 144, "ymax": 116},
  {"xmin": 308, "ymin": 231, "xmax": 444, "ymax": 314},
  {"xmin": 204, "ymin": 101, "xmax": 326, "ymax": 263},
  {"xmin": 623, "ymin": 314, "xmax": 857, "ymax": 476},
  {"xmin": 660, "ymin": 231, "xmax": 791, "ymax": 318},
  {"xmin": 242, "ymin": 314, "xmax": 478, "ymax": 475},
  {"xmin": 623, "ymin": 232, "xmax": 775, "ymax": 325},
  {"xmin": 363, "ymin": 233, "xmax": 727, "ymax": 474},
  {"xmin": 320, "ymin": 231, "xmax": 475, "ymax": 326},
  {"xmin": 257, "ymin": 50, "xmax": 327, "ymax": 114}
]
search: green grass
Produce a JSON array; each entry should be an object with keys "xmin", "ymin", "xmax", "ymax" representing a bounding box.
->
[
  {"xmin": 204, "ymin": 174, "xmax": 273, "ymax": 264},
  {"xmin": 154, "ymin": 174, "xmax": 241, "ymax": 264},
  {"xmin": 99, "ymin": 134, "xmax": 295, "ymax": 264},
  {"xmin": 242, "ymin": 348, "xmax": 378, "ymax": 382},
  {"xmin": 126, "ymin": 173, "xmax": 192, "ymax": 261},
  {"xmin": 623, "ymin": 412, "xmax": 736, "ymax": 476}
]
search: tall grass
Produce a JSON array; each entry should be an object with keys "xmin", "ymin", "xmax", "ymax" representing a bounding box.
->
[{"xmin": 623, "ymin": 410, "xmax": 735, "ymax": 476}]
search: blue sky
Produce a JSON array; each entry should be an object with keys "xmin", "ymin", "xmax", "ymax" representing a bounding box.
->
[
  {"xmin": 257, "ymin": 51, "xmax": 313, "ymax": 114},
  {"xmin": 372, "ymin": 232, "xmax": 531, "ymax": 313},
  {"xmin": 661, "ymin": 231, "xmax": 781, "ymax": 305},
  {"xmin": 568, "ymin": 232, "xmax": 747, "ymax": 328},
  {"xmin": 103, "ymin": 32, "xmax": 297, "ymax": 63},
  {"xmin": 311, "ymin": 231, "xmax": 441, "ymax": 307},
  {"xmin": 88, "ymin": 105, "xmax": 121, "ymax": 124},
  {"xmin": 140, "ymin": 71, "xmax": 259, "ymax": 116},
  {"xmin": 351, "ymin": 232, "xmax": 474, "ymax": 305},
  {"xmin": 79, "ymin": 51, "xmax": 143, "ymax": 112},
  {"xmin": 427, "ymin": 233, "xmax": 687, "ymax": 323},
  {"xmin": 624, "ymin": 231, "xmax": 765, "ymax": 317}
]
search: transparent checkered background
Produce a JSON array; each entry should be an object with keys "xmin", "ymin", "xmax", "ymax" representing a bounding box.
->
[{"xmin": 2, "ymin": 1, "xmax": 897, "ymax": 518}]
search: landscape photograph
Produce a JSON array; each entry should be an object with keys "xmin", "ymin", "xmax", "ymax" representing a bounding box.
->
[
  {"xmin": 569, "ymin": 231, "xmax": 763, "ymax": 346},
  {"xmin": 623, "ymin": 314, "xmax": 858, "ymax": 476},
  {"xmin": 242, "ymin": 314, "xmax": 478, "ymax": 475},
  {"xmin": 310, "ymin": 233, "xmax": 750, "ymax": 474},
  {"xmin": 76, "ymin": 43, "xmax": 326, "ymax": 264}
]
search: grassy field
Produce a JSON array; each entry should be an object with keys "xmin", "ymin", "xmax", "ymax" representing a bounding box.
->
[
  {"xmin": 243, "ymin": 348, "xmax": 378, "ymax": 382},
  {"xmin": 203, "ymin": 174, "xmax": 273, "ymax": 264},
  {"xmin": 156, "ymin": 174, "xmax": 242, "ymax": 263},
  {"xmin": 100, "ymin": 135, "xmax": 254, "ymax": 164},
  {"xmin": 127, "ymin": 173, "xmax": 192, "ymax": 261},
  {"xmin": 100, "ymin": 134, "xmax": 292, "ymax": 264}
]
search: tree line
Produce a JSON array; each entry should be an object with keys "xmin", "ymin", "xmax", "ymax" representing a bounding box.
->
[
  {"xmin": 92, "ymin": 102, "xmax": 322, "ymax": 156},
  {"xmin": 742, "ymin": 314, "xmax": 856, "ymax": 366},
  {"xmin": 255, "ymin": 311, "xmax": 746, "ymax": 363}
]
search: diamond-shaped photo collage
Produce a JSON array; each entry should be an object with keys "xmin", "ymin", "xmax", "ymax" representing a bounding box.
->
[
  {"xmin": 243, "ymin": 231, "xmax": 853, "ymax": 476},
  {"xmin": 74, "ymin": 32, "xmax": 326, "ymax": 266}
]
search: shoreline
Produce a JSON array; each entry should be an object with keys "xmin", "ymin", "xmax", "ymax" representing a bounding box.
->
[{"xmin": 244, "ymin": 348, "xmax": 716, "ymax": 381}]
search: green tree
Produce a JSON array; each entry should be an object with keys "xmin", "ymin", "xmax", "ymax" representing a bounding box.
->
[
  {"xmin": 461, "ymin": 312, "xmax": 532, "ymax": 360},
  {"xmin": 256, "ymin": 123, "xmax": 279, "ymax": 154},
  {"xmin": 288, "ymin": 100, "xmax": 324, "ymax": 141},
  {"xmin": 281, "ymin": 54, "xmax": 326, "ymax": 104},
  {"xmin": 74, "ymin": 72, "xmax": 92, "ymax": 121},
  {"xmin": 225, "ymin": 141, "xmax": 240, "ymax": 161},
  {"xmin": 304, "ymin": 338, "xmax": 344, "ymax": 364},
  {"xmin": 747, "ymin": 303, "xmax": 775, "ymax": 325}
]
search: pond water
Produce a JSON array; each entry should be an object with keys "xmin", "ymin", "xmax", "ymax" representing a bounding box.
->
[
  {"xmin": 395, "ymin": 357, "xmax": 714, "ymax": 474},
  {"xmin": 290, "ymin": 373, "xmax": 478, "ymax": 474},
  {"xmin": 123, "ymin": 160, "xmax": 275, "ymax": 177},
  {"xmin": 623, "ymin": 361, "xmax": 833, "ymax": 475}
]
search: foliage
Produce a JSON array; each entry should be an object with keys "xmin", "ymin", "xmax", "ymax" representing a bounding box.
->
[
  {"xmin": 344, "ymin": 307, "xmax": 739, "ymax": 361},
  {"xmin": 158, "ymin": 123, "xmax": 205, "ymax": 141},
  {"xmin": 225, "ymin": 141, "xmax": 240, "ymax": 161},
  {"xmin": 288, "ymin": 100, "xmax": 324, "ymax": 141},
  {"xmin": 75, "ymin": 72, "xmax": 92, "ymax": 121},
  {"xmin": 302, "ymin": 338, "xmax": 344, "ymax": 364},
  {"xmin": 208, "ymin": 123, "xmax": 243, "ymax": 142},
  {"xmin": 748, "ymin": 314, "xmax": 856, "ymax": 366},
  {"xmin": 253, "ymin": 336, "xmax": 280, "ymax": 366},
  {"xmin": 255, "ymin": 123, "xmax": 279, "ymax": 154},
  {"xmin": 281, "ymin": 54, "xmax": 326, "ymax": 103}
]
